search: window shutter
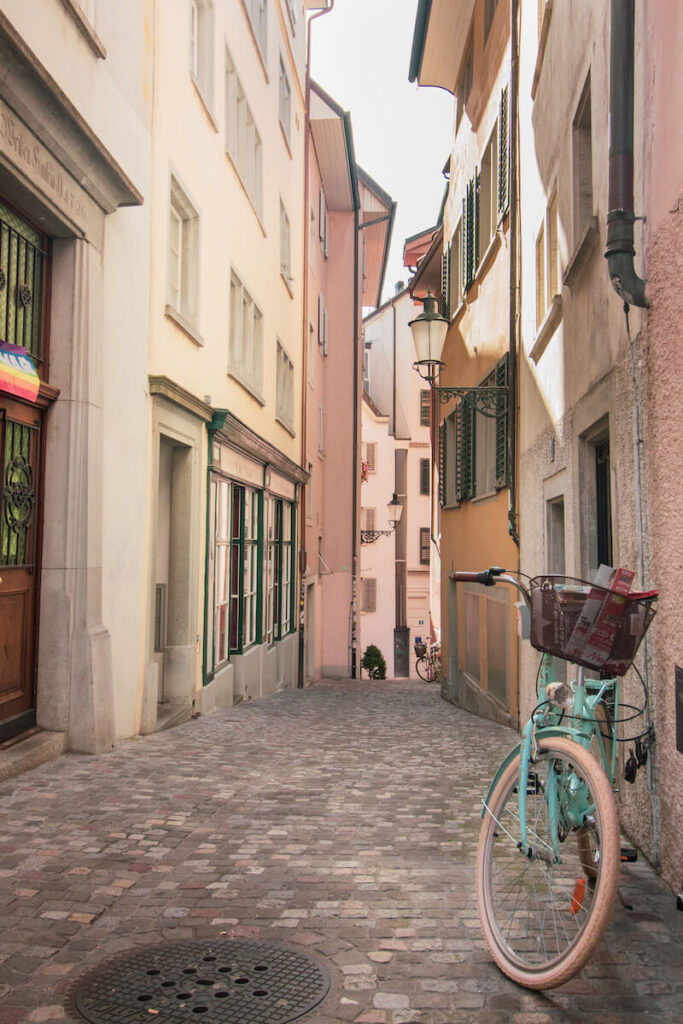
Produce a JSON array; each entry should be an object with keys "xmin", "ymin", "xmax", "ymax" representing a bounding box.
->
[
  {"xmin": 462, "ymin": 195, "xmax": 469, "ymax": 293},
  {"xmin": 362, "ymin": 578, "xmax": 377, "ymax": 613},
  {"xmin": 455, "ymin": 395, "xmax": 475, "ymax": 502},
  {"xmin": 420, "ymin": 458, "xmax": 430, "ymax": 496},
  {"xmin": 498, "ymin": 85, "xmax": 509, "ymax": 216},
  {"xmin": 464, "ymin": 182, "xmax": 476, "ymax": 291},
  {"xmin": 438, "ymin": 422, "xmax": 447, "ymax": 507},
  {"xmin": 441, "ymin": 245, "xmax": 451, "ymax": 320},
  {"xmin": 365, "ymin": 441, "xmax": 377, "ymax": 473},
  {"xmin": 323, "ymin": 307, "xmax": 329, "ymax": 355},
  {"xmin": 495, "ymin": 353, "xmax": 509, "ymax": 488},
  {"xmin": 473, "ymin": 169, "xmax": 481, "ymax": 276},
  {"xmin": 317, "ymin": 293, "xmax": 323, "ymax": 346}
]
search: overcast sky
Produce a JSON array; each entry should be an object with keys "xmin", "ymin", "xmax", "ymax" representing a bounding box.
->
[{"xmin": 309, "ymin": 0, "xmax": 454, "ymax": 305}]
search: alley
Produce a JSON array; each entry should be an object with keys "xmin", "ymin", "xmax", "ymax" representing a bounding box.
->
[{"xmin": 0, "ymin": 680, "xmax": 681, "ymax": 1024}]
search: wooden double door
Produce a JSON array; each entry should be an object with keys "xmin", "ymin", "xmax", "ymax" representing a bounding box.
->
[{"xmin": 0, "ymin": 396, "xmax": 42, "ymax": 740}]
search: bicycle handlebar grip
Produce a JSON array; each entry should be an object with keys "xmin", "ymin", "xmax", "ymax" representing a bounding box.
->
[{"xmin": 453, "ymin": 567, "xmax": 505, "ymax": 586}]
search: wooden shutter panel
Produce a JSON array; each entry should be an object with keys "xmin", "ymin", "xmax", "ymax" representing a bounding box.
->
[
  {"xmin": 441, "ymin": 245, "xmax": 451, "ymax": 319},
  {"xmin": 498, "ymin": 85, "xmax": 509, "ymax": 216},
  {"xmin": 365, "ymin": 441, "xmax": 377, "ymax": 473},
  {"xmin": 495, "ymin": 353, "xmax": 509, "ymax": 489},
  {"xmin": 462, "ymin": 195, "xmax": 469, "ymax": 294},
  {"xmin": 438, "ymin": 422, "xmax": 447, "ymax": 507},
  {"xmin": 473, "ymin": 169, "xmax": 481, "ymax": 277},
  {"xmin": 362, "ymin": 578, "xmax": 377, "ymax": 612},
  {"xmin": 455, "ymin": 395, "xmax": 475, "ymax": 502}
]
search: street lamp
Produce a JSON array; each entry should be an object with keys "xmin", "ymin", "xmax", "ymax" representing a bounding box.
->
[
  {"xmin": 408, "ymin": 291, "xmax": 449, "ymax": 384},
  {"xmin": 361, "ymin": 493, "xmax": 403, "ymax": 544}
]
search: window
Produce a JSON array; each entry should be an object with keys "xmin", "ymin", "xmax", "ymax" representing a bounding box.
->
[
  {"xmin": 363, "ymin": 341, "xmax": 371, "ymax": 392},
  {"xmin": 362, "ymin": 441, "xmax": 377, "ymax": 473},
  {"xmin": 547, "ymin": 496, "xmax": 566, "ymax": 575},
  {"xmin": 361, "ymin": 578, "xmax": 377, "ymax": 613},
  {"xmin": 361, "ymin": 508, "xmax": 377, "ymax": 532},
  {"xmin": 279, "ymin": 55, "xmax": 291, "ymax": 144},
  {"xmin": 439, "ymin": 354, "xmax": 508, "ymax": 505},
  {"xmin": 456, "ymin": 36, "xmax": 473, "ymax": 127},
  {"xmin": 167, "ymin": 176, "xmax": 199, "ymax": 326},
  {"xmin": 229, "ymin": 484, "xmax": 261, "ymax": 653},
  {"xmin": 225, "ymin": 48, "xmax": 263, "ymax": 218},
  {"xmin": 479, "ymin": 126, "xmax": 499, "ymax": 257},
  {"xmin": 420, "ymin": 458, "xmax": 430, "ymax": 496},
  {"xmin": 484, "ymin": 0, "xmax": 499, "ymax": 42},
  {"xmin": 190, "ymin": 0, "xmax": 214, "ymax": 105},
  {"xmin": 280, "ymin": 199, "xmax": 292, "ymax": 283},
  {"xmin": 319, "ymin": 188, "xmax": 329, "ymax": 257},
  {"xmin": 317, "ymin": 294, "xmax": 328, "ymax": 354},
  {"xmin": 572, "ymin": 76, "xmax": 593, "ymax": 247},
  {"xmin": 419, "ymin": 528, "xmax": 430, "ymax": 566},
  {"xmin": 536, "ymin": 189, "xmax": 559, "ymax": 330},
  {"xmin": 276, "ymin": 341, "xmax": 294, "ymax": 432},
  {"xmin": 265, "ymin": 497, "xmax": 294, "ymax": 643},
  {"xmin": 246, "ymin": 0, "xmax": 267, "ymax": 59},
  {"xmin": 420, "ymin": 390, "xmax": 431, "ymax": 428},
  {"xmin": 229, "ymin": 271, "xmax": 263, "ymax": 396},
  {"xmin": 207, "ymin": 478, "xmax": 231, "ymax": 674}
]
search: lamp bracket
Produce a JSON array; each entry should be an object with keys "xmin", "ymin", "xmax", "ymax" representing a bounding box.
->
[
  {"xmin": 434, "ymin": 385, "xmax": 508, "ymax": 419},
  {"xmin": 360, "ymin": 529, "xmax": 395, "ymax": 544}
]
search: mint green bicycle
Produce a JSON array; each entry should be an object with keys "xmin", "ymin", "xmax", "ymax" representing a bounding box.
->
[{"xmin": 453, "ymin": 568, "xmax": 657, "ymax": 990}]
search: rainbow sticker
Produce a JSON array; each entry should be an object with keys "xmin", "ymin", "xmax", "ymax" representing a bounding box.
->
[{"xmin": 0, "ymin": 342, "xmax": 40, "ymax": 403}]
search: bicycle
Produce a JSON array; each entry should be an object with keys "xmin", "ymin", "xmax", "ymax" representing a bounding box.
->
[
  {"xmin": 414, "ymin": 638, "xmax": 441, "ymax": 682},
  {"xmin": 452, "ymin": 566, "xmax": 657, "ymax": 990}
]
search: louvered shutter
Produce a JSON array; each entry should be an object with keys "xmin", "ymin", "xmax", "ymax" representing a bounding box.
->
[
  {"xmin": 441, "ymin": 245, "xmax": 451, "ymax": 320},
  {"xmin": 462, "ymin": 393, "xmax": 475, "ymax": 500},
  {"xmin": 438, "ymin": 422, "xmax": 447, "ymax": 507},
  {"xmin": 495, "ymin": 353, "xmax": 509, "ymax": 488},
  {"xmin": 462, "ymin": 194, "xmax": 469, "ymax": 294},
  {"xmin": 473, "ymin": 169, "xmax": 481, "ymax": 276},
  {"xmin": 498, "ymin": 85, "xmax": 509, "ymax": 216}
]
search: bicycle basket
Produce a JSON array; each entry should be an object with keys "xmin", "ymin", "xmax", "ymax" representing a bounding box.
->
[
  {"xmin": 414, "ymin": 641, "xmax": 427, "ymax": 658},
  {"xmin": 529, "ymin": 575, "xmax": 657, "ymax": 676}
]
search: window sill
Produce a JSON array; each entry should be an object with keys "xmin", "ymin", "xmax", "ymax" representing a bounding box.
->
[
  {"xmin": 276, "ymin": 414, "xmax": 296, "ymax": 438},
  {"xmin": 531, "ymin": 0, "xmax": 553, "ymax": 100},
  {"xmin": 191, "ymin": 75, "xmax": 219, "ymax": 133},
  {"xmin": 530, "ymin": 293, "xmax": 563, "ymax": 363},
  {"xmin": 59, "ymin": 0, "xmax": 106, "ymax": 58},
  {"xmin": 165, "ymin": 305, "xmax": 204, "ymax": 347},
  {"xmin": 477, "ymin": 230, "xmax": 502, "ymax": 282},
  {"xmin": 471, "ymin": 489, "xmax": 498, "ymax": 504},
  {"xmin": 225, "ymin": 151, "xmax": 266, "ymax": 236},
  {"xmin": 563, "ymin": 218, "xmax": 600, "ymax": 289},
  {"xmin": 228, "ymin": 370, "xmax": 265, "ymax": 406},
  {"xmin": 281, "ymin": 271, "xmax": 295, "ymax": 297}
]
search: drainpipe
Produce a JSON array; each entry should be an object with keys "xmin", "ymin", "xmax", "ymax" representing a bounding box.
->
[
  {"xmin": 298, "ymin": 0, "xmax": 335, "ymax": 689},
  {"xmin": 605, "ymin": 0, "xmax": 649, "ymax": 308},
  {"xmin": 507, "ymin": 0, "xmax": 520, "ymax": 548}
]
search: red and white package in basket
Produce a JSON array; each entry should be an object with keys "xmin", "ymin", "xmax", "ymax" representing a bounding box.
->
[{"xmin": 564, "ymin": 565, "xmax": 635, "ymax": 666}]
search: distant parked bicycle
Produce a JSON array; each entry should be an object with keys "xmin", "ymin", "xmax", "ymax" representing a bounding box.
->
[
  {"xmin": 414, "ymin": 638, "xmax": 441, "ymax": 682},
  {"xmin": 452, "ymin": 566, "xmax": 657, "ymax": 990}
]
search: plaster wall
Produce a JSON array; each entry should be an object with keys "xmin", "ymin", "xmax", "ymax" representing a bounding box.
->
[{"xmin": 640, "ymin": 0, "xmax": 683, "ymax": 892}]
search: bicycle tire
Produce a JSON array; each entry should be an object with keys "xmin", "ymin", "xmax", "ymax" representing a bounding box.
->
[
  {"xmin": 476, "ymin": 736, "xmax": 620, "ymax": 990},
  {"xmin": 415, "ymin": 657, "xmax": 430, "ymax": 681},
  {"xmin": 578, "ymin": 701, "xmax": 614, "ymax": 881}
]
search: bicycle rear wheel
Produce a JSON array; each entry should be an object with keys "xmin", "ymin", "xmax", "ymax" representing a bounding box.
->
[{"xmin": 476, "ymin": 736, "xmax": 619, "ymax": 990}]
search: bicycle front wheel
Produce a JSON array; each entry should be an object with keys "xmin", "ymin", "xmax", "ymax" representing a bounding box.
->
[
  {"xmin": 415, "ymin": 657, "xmax": 430, "ymax": 681},
  {"xmin": 476, "ymin": 736, "xmax": 620, "ymax": 990}
]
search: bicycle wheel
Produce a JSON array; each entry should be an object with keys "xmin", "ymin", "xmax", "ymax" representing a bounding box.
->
[
  {"xmin": 476, "ymin": 736, "xmax": 620, "ymax": 990},
  {"xmin": 578, "ymin": 702, "xmax": 614, "ymax": 881},
  {"xmin": 415, "ymin": 657, "xmax": 430, "ymax": 681}
]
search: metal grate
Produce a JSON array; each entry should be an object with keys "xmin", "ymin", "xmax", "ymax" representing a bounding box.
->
[{"xmin": 72, "ymin": 939, "xmax": 330, "ymax": 1024}]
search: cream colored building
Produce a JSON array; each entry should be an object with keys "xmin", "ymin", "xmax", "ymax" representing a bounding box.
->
[{"xmin": 0, "ymin": 0, "xmax": 150, "ymax": 761}]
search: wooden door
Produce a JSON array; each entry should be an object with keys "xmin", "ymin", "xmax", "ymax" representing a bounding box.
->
[{"xmin": 0, "ymin": 396, "xmax": 41, "ymax": 740}]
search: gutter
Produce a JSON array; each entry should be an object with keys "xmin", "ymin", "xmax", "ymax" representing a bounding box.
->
[
  {"xmin": 508, "ymin": 0, "xmax": 520, "ymax": 548},
  {"xmin": 408, "ymin": 0, "xmax": 432, "ymax": 83},
  {"xmin": 605, "ymin": 0, "xmax": 649, "ymax": 308}
]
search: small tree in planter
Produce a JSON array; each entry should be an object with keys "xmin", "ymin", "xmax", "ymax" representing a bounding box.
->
[{"xmin": 361, "ymin": 644, "xmax": 387, "ymax": 679}]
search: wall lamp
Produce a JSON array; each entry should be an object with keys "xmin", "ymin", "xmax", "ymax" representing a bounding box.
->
[
  {"xmin": 409, "ymin": 290, "xmax": 508, "ymax": 418},
  {"xmin": 361, "ymin": 493, "xmax": 403, "ymax": 544}
]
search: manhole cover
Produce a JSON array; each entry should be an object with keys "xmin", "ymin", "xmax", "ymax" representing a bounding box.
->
[{"xmin": 71, "ymin": 939, "xmax": 330, "ymax": 1024}]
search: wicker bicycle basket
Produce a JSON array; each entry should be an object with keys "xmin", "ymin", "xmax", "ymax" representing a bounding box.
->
[
  {"xmin": 528, "ymin": 575, "xmax": 657, "ymax": 676},
  {"xmin": 414, "ymin": 641, "xmax": 427, "ymax": 659}
]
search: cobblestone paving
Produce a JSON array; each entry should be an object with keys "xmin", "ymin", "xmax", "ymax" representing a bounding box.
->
[{"xmin": 0, "ymin": 680, "xmax": 681, "ymax": 1024}]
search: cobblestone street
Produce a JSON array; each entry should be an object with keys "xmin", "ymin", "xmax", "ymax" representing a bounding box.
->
[{"xmin": 0, "ymin": 680, "xmax": 681, "ymax": 1024}]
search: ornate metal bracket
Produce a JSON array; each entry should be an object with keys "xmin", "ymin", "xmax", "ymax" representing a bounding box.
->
[
  {"xmin": 360, "ymin": 529, "xmax": 395, "ymax": 545},
  {"xmin": 434, "ymin": 385, "xmax": 508, "ymax": 419}
]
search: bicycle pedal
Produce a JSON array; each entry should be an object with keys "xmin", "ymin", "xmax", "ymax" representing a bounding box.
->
[{"xmin": 620, "ymin": 846, "xmax": 638, "ymax": 862}]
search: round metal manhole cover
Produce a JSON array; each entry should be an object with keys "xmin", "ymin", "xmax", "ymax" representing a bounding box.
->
[{"xmin": 71, "ymin": 939, "xmax": 330, "ymax": 1024}]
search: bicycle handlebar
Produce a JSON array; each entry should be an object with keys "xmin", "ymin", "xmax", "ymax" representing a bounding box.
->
[{"xmin": 452, "ymin": 567, "xmax": 506, "ymax": 587}]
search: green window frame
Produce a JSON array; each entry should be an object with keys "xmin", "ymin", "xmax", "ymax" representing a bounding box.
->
[
  {"xmin": 229, "ymin": 483, "xmax": 263, "ymax": 653},
  {"xmin": 265, "ymin": 495, "xmax": 295, "ymax": 643},
  {"xmin": 420, "ymin": 458, "xmax": 430, "ymax": 496}
]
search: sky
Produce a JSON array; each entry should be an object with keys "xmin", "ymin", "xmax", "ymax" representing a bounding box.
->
[{"xmin": 309, "ymin": 0, "xmax": 454, "ymax": 305}]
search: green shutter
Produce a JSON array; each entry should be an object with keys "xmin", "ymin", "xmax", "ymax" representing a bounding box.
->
[
  {"xmin": 495, "ymin": 353, "xmax": 509, "ymax": 488},
  {"xmin": 420, "ymin": 457, "xmax": 430, "ymax": 496},
  {"xmin": 438, "ymin": 422, "xmax": 447, "ymax": 507},
  {"xmin": 464, "ymin": 182, "xmax": 475, "ymax": 291},
  {"xmin": 473, "ymin": 169, "xmax": 481, "ymax": 276},
  {"xmin": 441, "ymin": 245, "xmax": 451, "ymax": 319},
  {"xmin": 462, "ymin": 194, "xmax": 469, "ymax": 294},
  {"xmin": 454, "ymin": 398, "xmax": 474, "ymax": 503},
  {"xmin": 498, "ymin": 85, "xmax": 509, "ymax": 216}
]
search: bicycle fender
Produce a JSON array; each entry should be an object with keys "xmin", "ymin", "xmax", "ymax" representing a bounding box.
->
[{"xmin": 480, "ymin": 726, "xmax": 589, "ymax": 818}]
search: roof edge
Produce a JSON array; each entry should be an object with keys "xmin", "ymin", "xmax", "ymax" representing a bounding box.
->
[{"xmin": 408, "ymin": 0, "xmax": 432, "ymax": 84}]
